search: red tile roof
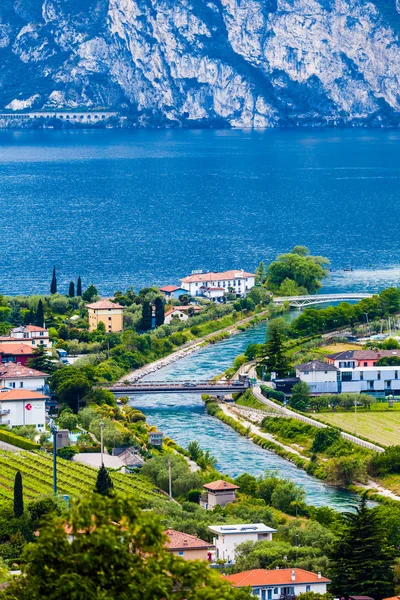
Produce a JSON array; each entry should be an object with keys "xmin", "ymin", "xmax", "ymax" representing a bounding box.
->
[
  {"xmin": 0, "ymin": 343, "xmax": 35, "ymax": 355},
  {"xmin": 224, "ymin": 569, "xmax": 330, "ymax": 588},
  {"xmin": 164, "ymin": 528, "xmax": 214, "ymax": 550},
  {"xmin": 11, "ymin": 325, "xmax": 48, "ymax": 333},
  {"xmin": 354, "ymin": 350, "xmax": 400, "ymax": 360},
  {"xmin": 86, "ymin": 299, "xmax": 124, "ymax": 310},
  {"xmin": 0, "ymin": 363, "xmax": 48, "ymax": 378},
  {"xmin": 165, "ymin": 306, "xmax": 201, "ymax": 317},
  {"xmin": 159, "ymin": 285, "xmax": 183, "ymax": 292},
  {"xmin": 181, "ymin": 270, "xmax": 255, "ymax": 283},
  {"xmin": 203, "ymin": 479, "xmax": 239, "ymax": 491},
  {"xmin": 0, "ymin": 389, "xmax": 48, "ymax": 402}
]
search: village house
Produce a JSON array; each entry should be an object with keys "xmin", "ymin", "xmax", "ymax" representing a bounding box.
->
[
  {"xmin": 164, "ymin": 305, "xmax": 202, "ymax": 324},
  {"xmin": 148, "ymin": 430, "xmax": 163, "ymax": 447},
  {"xmin": 164, "ymin": 529, "xmax": 214, "ymax": 561},
  {"xmin": 0, "ymin": 388, "xmax": 47, "ymax": 430},
  {"xmin": 0, "ymin": 343, "xmax": 35, "ymax": 366},
  {"xmin": 326, "ymin": 349, "xmax": 400, "ymax": 368},
  {"xmin": 0, "ymin": 363, "xmax": 47, "ymax": 392},
  {"xmin": 199, "ymin": 286, "xmax": 225, "ymax": 301},
  {"xmin": 159, "ymin": 285, "xmax": 188, "ymax": 300},
  {"xmin": 180, "ymin": 270, "xmax": 255, "ymax": 298},
  {"xmin": 9, "ymin": 325, "xmax": 52, "ymax": 348},
  {"xmin": 200, "ymin": 479, "xmax": 239, "ymax": 510},
  {"xmin": 295, "ymin": 361, "xmax": 339, "ymax": 394},
  {"xmin": 86, "ymin": 299, "xmax": 124, "ymax": 333},
  {"xmin": 223, "ymin": 568, "xmax": 331, "ymax": 599},
  {"xmin": 209, "ymin": 523, "xmax": 277, "ymax": 564}
]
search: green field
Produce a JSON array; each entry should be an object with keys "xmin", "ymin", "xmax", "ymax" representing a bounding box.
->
[
  {"xmin": 315, "ymin": 403, "xmax": 400, "ymax": 447},
  {"xmin": 0, "ymin": 450, "xmax": 167, "ymax": 505}
]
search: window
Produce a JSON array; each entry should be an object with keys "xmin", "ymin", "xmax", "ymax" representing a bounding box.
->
[
  {"xmin": 178, "ymin": 551, "xmax": 184, "ymax": 556},
  {"xmin": 360, "ymin": 371, "xmax": 363, "ymax": 380},
  {"xmin": 274, "ymin": 589, "xmax": 278, "ymax": 595},
  {"xmin": 304, "ymin": 371, "xmax": 309, "ymax": 375},
  {"xmin": 369, "ymin": 381, "xmax": 374, "ymax": 390},
  {"xmin": 20, "ymin": 382, "xmax": 23, "ymax": 388},
  {"xmin": 342, "ymin": 372, "xmax": 353, "ymax": 382},
  {"xmin": 377, "ymin": 371, "xmax": 381, "ymax": 381},
  {"xmin": 396, "ymin": 371, "xmax": 399, "ymax": 380},
  {"xmin": 108, "ymin": 316, "xmax": 112, "ymax": 321},
  {"xmin": 306, "ymin": 586, "xmax": 311, "ymax": 593},
  {"xmin": 364, "ymin": 362, "xmax": 368, "ymax": 367},
  {"xmin": 385, "ymin": 381, "xmax": 392, "ymax": 389},
  {"xmin": 253, "ymin": 590, "xmax": 260, "ymax": 596},
  {"xmin": 12, "ymin": 382, "xmax": 15, "ymax": 388}
]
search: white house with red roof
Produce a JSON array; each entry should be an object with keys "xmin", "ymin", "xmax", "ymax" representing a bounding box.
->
[
  {"xmin": 9, "ymin": 325, "xmax": 51, "ymax": 348},
  {"xmin": 200, "ymin": 479, "xmax": 239, "ymax": 510},
  {"xmin": 224, "ymin": 568, "xmax": 331, "ymax": 599},
  {"xmin": 180, "ymin": 270, "xmax": 255, "ymax": 298},
  {"xmin": 164, "ymin": 528, "xmax": 214, "ymax": 561},
  {"xmin": 209, "ymin": 523, "xmax": 277, "ymax": 564},
  {"xmin": 0, "ymin": 363, "xmax": 48, "ymax": 393},
  {"xmin": 164, "ymin": 305, "xmax": 202, "ymax": 325},
  {"xmin": 0, "ymin": 389, "xmax": 47, "ymax": 430}
]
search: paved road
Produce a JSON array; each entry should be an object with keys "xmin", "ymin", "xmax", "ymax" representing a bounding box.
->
[{"xmin": 0, "ymin": 440, "xmax": 21, "ymax": 452}]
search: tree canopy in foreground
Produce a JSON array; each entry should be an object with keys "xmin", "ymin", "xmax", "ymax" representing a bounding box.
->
[{"xmin": 3, "ymin": 493, "xmax": 252, "ymax": 600}]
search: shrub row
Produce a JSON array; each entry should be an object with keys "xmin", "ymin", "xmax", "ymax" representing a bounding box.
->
[{"xmin": 0, "ymin": 429, "xmax": 40, "ymax": 451}]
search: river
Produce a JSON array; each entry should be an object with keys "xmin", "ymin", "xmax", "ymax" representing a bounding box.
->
[{"xmin": 131, "ymin": 321, "xmax": 360, "ymax": 511}]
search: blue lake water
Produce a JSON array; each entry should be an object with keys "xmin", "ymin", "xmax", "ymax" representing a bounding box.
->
[
  {"xmin": 132, "ymin": 322, "xmax": 360, "ymax": 511},
  {"xmin": 1, "ymin": 128, "xmax": 400, "ymax": 295}
]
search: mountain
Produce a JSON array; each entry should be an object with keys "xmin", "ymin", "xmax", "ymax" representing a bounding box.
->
[{"xmin": 1, "ymin": 0, "xmax": 400, "ymax": 127}]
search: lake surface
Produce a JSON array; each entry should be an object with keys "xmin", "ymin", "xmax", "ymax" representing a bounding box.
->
[
  {"xmin": 131, "ymin": 321, "xmax": 360, "ymax": 511},
  {"xmin": 1, "ymin": 128, "xmax": 400, "ymax": 295}
]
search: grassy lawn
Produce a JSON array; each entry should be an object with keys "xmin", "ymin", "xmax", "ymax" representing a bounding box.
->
[
  {"xmin": 315, "ymin": 404, "xmax": 400, "ymax": 446},
  {"xmin": 376, "ymin": 474, "xmax": 400, "ymax": 495},
  {"xmin": 321, "ymin": 343, "xmax": 362, "ymax": 353}
]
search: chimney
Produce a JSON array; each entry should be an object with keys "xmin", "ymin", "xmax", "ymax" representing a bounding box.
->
[
  {"xmin": 318, "ymin": 572, "xmax": 321, "ymax": 579},
  {"xmin": 291, "ymin": 570, "xmax": 296, "ymax": 582}
]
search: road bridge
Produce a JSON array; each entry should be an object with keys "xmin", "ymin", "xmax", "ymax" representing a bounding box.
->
[
  {"xmin": 273, "ymin": 293, "xmax": 373, "ymax": 309},
  {"xmin": 107, "ymin": 380, "xmax": 250, "ymax": 397}
]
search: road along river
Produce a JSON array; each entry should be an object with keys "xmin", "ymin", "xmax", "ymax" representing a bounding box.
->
[{"xmin": 129, "ymin": 321, "xmax": 364, "ymax": 511}]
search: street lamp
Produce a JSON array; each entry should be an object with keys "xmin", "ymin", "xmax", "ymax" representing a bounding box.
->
[
  {"xmin": 100, "ymin": 420, "xmax": 105, "ymax": 466},
  {"xmin": 49, "ymin": 419, "xmax": 58, "ymax": 494}
]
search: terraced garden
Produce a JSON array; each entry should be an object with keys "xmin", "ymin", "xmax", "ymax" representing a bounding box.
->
[
  {"xmin": 315, "ymin": 403, "xmax": 400, "ymax": 447},
  {"xmin": 0, "ymin": 450, "xmax": 168, "ymax": 505}
]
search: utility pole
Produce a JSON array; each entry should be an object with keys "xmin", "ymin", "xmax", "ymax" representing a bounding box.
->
[
  {"xmin": 168, "ymin": 457, "xmax": 172, "ymax": 499},
  {"xmin": 354, "ymin": 397, "xmax": 357, "ymax": 435},
  {"xmin": 100, "ymin": 420, "xmax": 105, "ymax": 466},
  {"xmin": 49, "ymin": 419, "xmax": 58, "ymax": 494}
]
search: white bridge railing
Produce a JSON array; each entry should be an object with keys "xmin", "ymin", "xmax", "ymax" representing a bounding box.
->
[{"xmin": 273, "ymin": 293, "xmax": 373, "ymax": 308}]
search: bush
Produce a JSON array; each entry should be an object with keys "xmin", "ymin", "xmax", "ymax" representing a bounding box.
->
[
  {"xmin": 0, "ymin": 429, "xmax": 40, "ymax": 451},
  {"xmin": 369, "ymin": 446, "xmax": 400, "ymax": 476},
  {"xmin": 57, "ymin": 446, "xmax": 77, "ymax": 460},
  {"xmin": 311, "ymin": 428, "xmax": 341, "ymax": 453},
  {"xmin": 186, "ymin": 489, "xmax": 202, "ymax": 503}
]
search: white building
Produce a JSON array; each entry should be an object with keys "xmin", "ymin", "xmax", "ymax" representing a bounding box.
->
[
  {"xmin": 295, "ymin": 361, "xmax": 339, "ymax": 394},
  {"xmin": 180, "ymin": 270, "xmax": 255, "ymax": 298},
  {"xmin": 0, "ymin": 389, "xmax": 47, "ymax": 431},
  {"xmin": 296, "ymin": 361, "xmax": 400, "ymax": 396},
  {"xmin": 164, "ymin": 306, "xmax": 201, "ymax": 325},
  {"xmin": 199, "ymin": 286, "xmax": 225, "ymax": 301},
  {"xmin": 8, "ymin": 325, "xmax": 51, "ymax": 348},
  {"xmin": 0, "ymin": 363, "xmax": 47, "ymax": 392},
  {"xmin": 208, "ymin": 523, "xmax": 277, "ymax": 563},
  {"xmin": 224, "ymin": 568, "xmax": 330, "ymax": 598}
]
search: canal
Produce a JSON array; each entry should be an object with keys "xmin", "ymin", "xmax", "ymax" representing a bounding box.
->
[{"xmin": 131, "ymin": 321, "xmax": 360, "ymax": 511}]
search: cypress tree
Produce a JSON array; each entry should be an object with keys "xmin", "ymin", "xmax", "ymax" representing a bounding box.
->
[
  {"xmin": 36, "ymin": 299, "xmax": 44, "ymax": 328},
  {"xmin": 154, "ymin": 297, "xmax": 165, "ymax": 327},
  {"xmin": 25, "ymin": 308, "xmax": 35, "ymax": 325},
  {"xmin": 141, "ymin": 301, "xmax": 153, "ymax": 331},
  {"xmin": 68, "ymin": 281, "xmax": 75, "ymax": 297},
  {"xmin": 13, "ymin": 471, "xmax": 24, "ymax": 518},
  {"xmin": 262, "ymin": 326, "xmax": 289, "ymax": 377},
  {"xmin": 50, "ymin": 267, "xmax": 57, "ymax": 295},
  {"xmin": 77, "ymin": 276, "xmax": 82, "ymax": 297},
  {"xmin": 95, "ymin": 465, "xmax": 114, "ymax": 496},
  {"xmin": 329, "ymin": 495, "xmax": 395, "ymax": 599}
]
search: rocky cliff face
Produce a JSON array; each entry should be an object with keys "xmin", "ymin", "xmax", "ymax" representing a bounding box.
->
[{"xmin": 1, "ymin": 0, "xmax": 400, "ymax": 127}]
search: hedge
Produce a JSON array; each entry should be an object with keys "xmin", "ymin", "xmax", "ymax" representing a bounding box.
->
[{"xmin": 0, "ymin": 429, "xmax": 40, "ymax": 451}]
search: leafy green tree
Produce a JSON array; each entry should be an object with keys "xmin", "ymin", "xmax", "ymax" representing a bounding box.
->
[
  {"xmin": 270, "ymin": 480, "xmax": 306, "ymax": 514},
  {"xmin": 154, "ymin": 297, "xmax": 165, "ymax": 327},
  {"xmin": 77, "ymin": 276, "xmax": 82, "ymax": 297},
  {"xmin": 26, "ymin": 346, "xmax": 55, "ymax": 373},
  {"xmin": 376, "ymin": 356, "xmax": 400, "ymax": 366},
  {"xmin": 311, "ymin": 428, "xmax": 341, "ymax": 453},
  {"xmin": 3, "ymin": 493, "xmax": 251, "ymax": 600},
  {"xmin": 35, "ymin": 299, "xmax": 44, "ymax": 328},
  {"xmin": 57, "ymin": 324, "xmax": 69, "ymax": 340},
  {"xmin": 50, "ymin": 267, "xmax": 57, "ymax": 295},
  {"xmin": 82, "ymin": 284, "xmax": 99, "ymax": 303},
  {"xmin": 329, "ymin": 495, "xmax": 395, "ymax": 598},
  {"xmin": 13, "ymin": 471, "xmax": 24, "ymax": 518},
  {"xmin": 297, "ymin": 593, "xmax": 333, "ymax": 600},
  {"xmin": 255, "ymin": 261, "xmax": 267, "ymax": 285},
  {"xmin": 24, "ymin": 308, "xmax": 35, "ymax": 325},
  {"xmin": 58, "ymin": 410, "xmax": 79, "ymax": 431},
  {"xmin": 267, "ymin": 249, "xmax": 329, "ymax": 294},
  {"xmin": 9, "ymin": 305, "xmax": 22, "ymax": 326},
  {"xmin": 289, "ymin": 382, "xmax": 310, "ymax": 412},
  {"xmin": 326, "ymin": 455, "xmax": 367, "ymax": 487},
  {"xmin": 278, "ymin": 278, "xmax": 306, "ymax": 297},
  {"xmin": 140, "ymin": 301, "xmax": 153, "ymax": 331},
  {"xmin": 262, "ymin": 325, "xmax": 289, "ymax": 377},
  {"xmin": 95, "ymin": 465, "xmax": 114, "ymax": 496},
  {"xmin": 188, "ymin": 441, "xmax": 202, "ymax": 461},
  {"xmin": 51, "ymin": 368, "xmax": 92, "ymax": 413},
  {"xmin": 68, "ymin": 282, "xmax": 75, "ymax": 297}
]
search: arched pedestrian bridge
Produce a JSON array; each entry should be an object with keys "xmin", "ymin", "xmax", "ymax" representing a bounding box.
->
[
  {"xmin": 106, "ymin": 379, "xmax": 250, "ymax": 397},
  {"xmin": 273, "ymin": 293, "xmax": 373, "ymax": 309}
]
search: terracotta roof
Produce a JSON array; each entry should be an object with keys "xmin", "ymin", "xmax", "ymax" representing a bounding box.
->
[
  {"xmin": 354, "ymin": 350, "xmax": 400, "ymax": 360},
  {"xmin": 0, "ymin": 389, "xmax": 48, "ymax": 402},
  {"xmin": 86, "ymin": 299, "xmax": 124, "ymax": 310},
  {"xmin": 159, "ymin": 285, "xmax": 184, "ymax": 293},
  {"xmin": 382, "ymin": 596, "xmax": 400, "ymax": 600},
  {"xmin": 203, "ymin": 479, "xmax": 239, "ymax": 491},
  {"xmin": 11, "ymin": 325, "xmax": 48, "ymax": 333},
  {"xmin": 165, "ymin": 306, "xmax": 201, "ymax": 317},
  {"xmin": 164, "ymin": 529, "xmax": 214, "ymax": 551},
  {"xmin": 0, "ymin": 343, "xmax": 35, "ymax": 355},
  {"xmin": 296, "ymin": 360, "xmax": 338, "ymax": 372},
  {"xmin": 181, "ymin": 270, "xmax": 255, "ymax": 284},
  {"xmin": 224, "ymin": 569, "xmax": 331, "ymax": 588},
  {"xmin": 0, "ymin": 363, "xmax": 47, "ymax": 378}
]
